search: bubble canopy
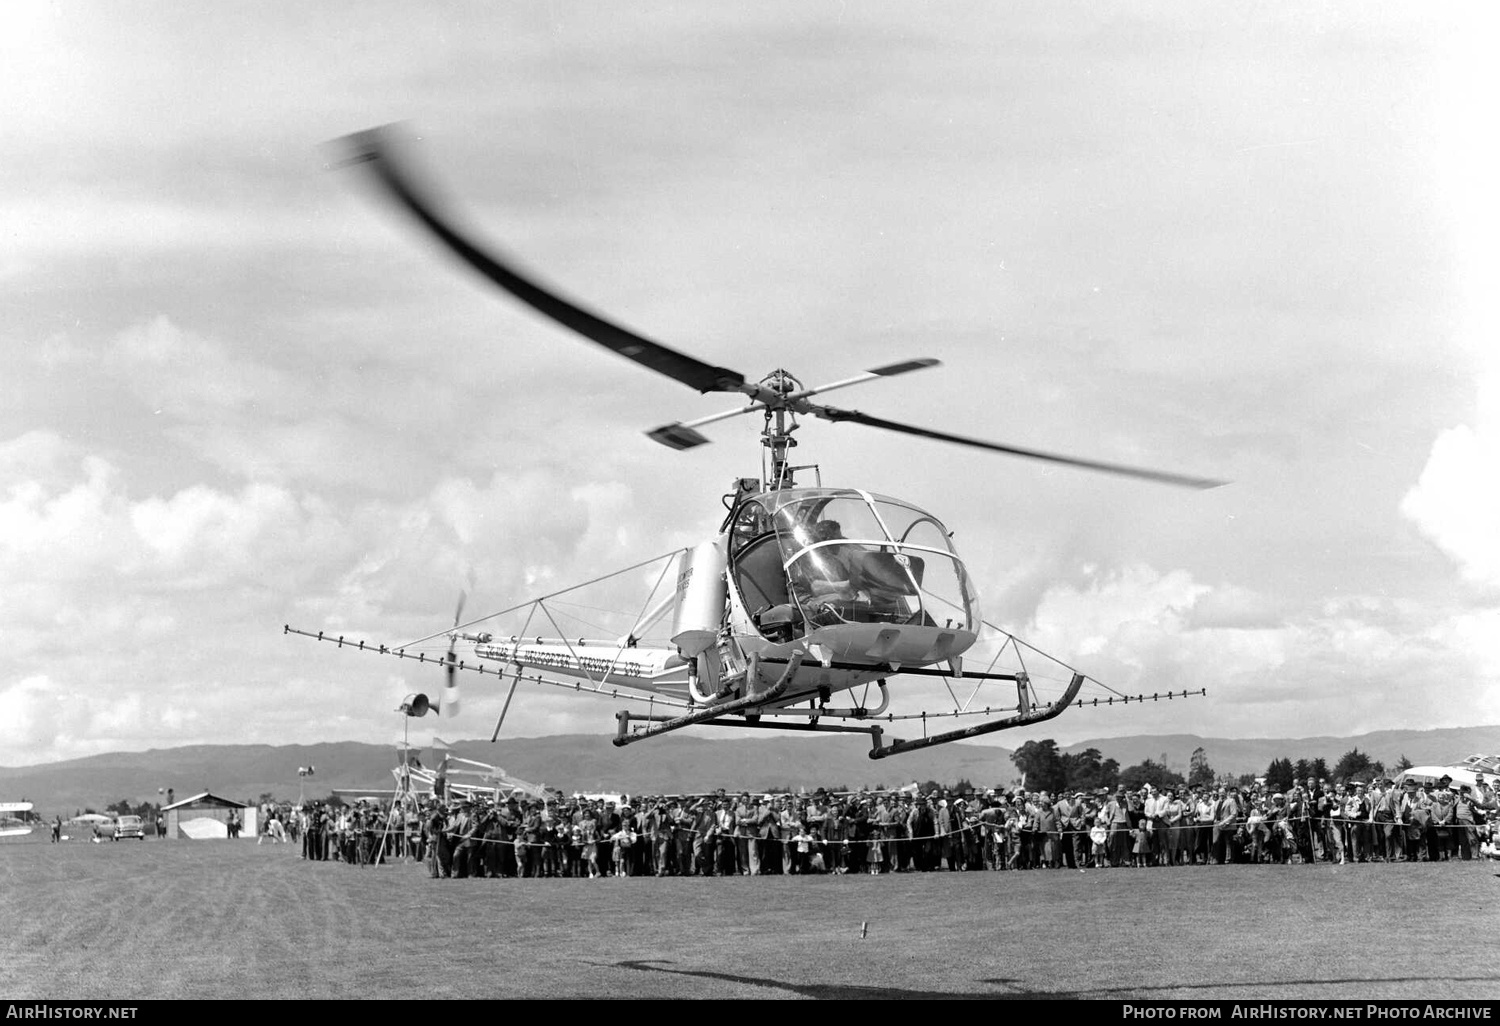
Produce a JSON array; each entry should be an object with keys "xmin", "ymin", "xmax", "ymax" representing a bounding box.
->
[{"xmin": 727, "ymin": 488, "xmax": 978, "ymax": 637}]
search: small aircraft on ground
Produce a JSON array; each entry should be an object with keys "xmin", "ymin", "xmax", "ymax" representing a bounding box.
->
[
  {"xmin": 0, "ymin": 801, "xmax": 35, "ymax": 838},
  {"xmin": 331, "ymin": 739, "xmax": 549, "ymax": 809},
  {"xmin": 288, "ymin": 126, "xmax": 1217, "ymax": 759},
  {"xmin": 1393, "ymin": 753, "xmax": 1500, "ymax": 793}
]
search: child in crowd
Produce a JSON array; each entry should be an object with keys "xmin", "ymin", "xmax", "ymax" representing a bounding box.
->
[
  {"xmin": 1132, "ymin": 822, "xmax": 1149, "ymax": 867},
  {"xmin": 580, "ymin": 818, "xmax": 599, "ymax": 879},
  {"xmin": 808, "ymin": 828, "xmax": 826, "ymax": 873},
  {"xmin": 610, "ymin": 822, "xmax": 635, "ymax": 877},
  {"xmin": 791, "ymin": 825, "xmax": 815, "ymax": 874},
  {"xmin": 1245, "ymin": 803, "xmax": 1266, "ymax": 863}
]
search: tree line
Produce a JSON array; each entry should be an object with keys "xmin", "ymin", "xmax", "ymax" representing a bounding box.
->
[
  {"xmin": 1008, "ymin": 740, "xmax": 1415, "ymax": 794},
  {"xmin": 87, "ymin": 747, "xmax": 1419, "ymax": 814}
]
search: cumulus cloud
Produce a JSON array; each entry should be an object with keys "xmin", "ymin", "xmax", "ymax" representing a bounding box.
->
[
  {"xmin": 0, "ymin": 446, "xmax": 133, "ymax": 583},
  {"xmin": 0, "ymin": 431, "xmax": 382, "ymax": 761},
  {"xmin": 0, "ymin": 433, "xmax": 354, "ymax": 595},
  {"xmin": 0, "ymin": 435, "xmax": 680, "ymax": 762},
  {"xmin": 110, "ymin": 315, "xmax": 297, "ymax": 421},
  {"xmin": 1018, "ymin": 563, "xmax": 1499, "ymax": 741},
  {"xmin": 1028, "ymin": 564, "xmax": 1211, "ymax": 660},
  {"xmin": 1400, "ymin": 368, "xmax": 1500, "ymax": 591},
  {"xmin": 0, "ymin": 673, "xmax": 182, "ymax": 767},
  {"xmin": 0, "ymin": 430, "xmax": 85, "ymax": 487},
  {"xmin": 1401, "ymin": 16, "xmax": 1500, "ymax": 592}
]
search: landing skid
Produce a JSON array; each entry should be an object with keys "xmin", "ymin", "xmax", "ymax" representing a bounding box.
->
[
  {"xmin": 614, "ymin": 671, "xmax": 1087, "ymax": 759},
  {"xmin": 867, "ymin": 672, "xmax": 1085, "ymax": 758}
]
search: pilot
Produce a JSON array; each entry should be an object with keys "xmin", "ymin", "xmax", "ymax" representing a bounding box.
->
[{"xmin": 796, "ymin": 521, "xmax": 870, "ymax": 606}]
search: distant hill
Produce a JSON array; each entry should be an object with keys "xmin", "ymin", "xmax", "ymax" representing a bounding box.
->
[
  {"xmin": 0, "ymin": 734, "xmax": 1017, "ymax": 816},
  {"xmin": 3, "ymin": 725, "xmax": 1497, "ymax": 816}
]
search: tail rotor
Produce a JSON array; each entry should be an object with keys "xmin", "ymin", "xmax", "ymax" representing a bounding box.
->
[
  {"xmin": 399, "ymin": 590, "xmax": 466, "ymax": 718},
  {"xmin": 441, "ymin": 590, "xmax": 464, "ymax": 719}
]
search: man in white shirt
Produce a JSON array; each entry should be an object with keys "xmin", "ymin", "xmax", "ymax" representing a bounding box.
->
[{"xmin": 1191, "ymin": 788, "xmax": 1214, "ymax": 865}]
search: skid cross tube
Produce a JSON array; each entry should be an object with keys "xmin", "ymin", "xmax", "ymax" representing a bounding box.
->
[
  {"xmin": 753, "ymin": 657, "xmax": 1022, "ymax": 682},
  {"xmin": 867, "ymin": 672, "xmax": 1086, "ymax": 759},
  {"xmin": 614, "ymin": 653, "xmax": 804, "ymax": 746}
]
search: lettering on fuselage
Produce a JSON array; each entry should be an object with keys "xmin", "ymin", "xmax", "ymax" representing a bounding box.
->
[{"xmin": 476, "ymin": 644, "xmax": 657, "ymax": 680}]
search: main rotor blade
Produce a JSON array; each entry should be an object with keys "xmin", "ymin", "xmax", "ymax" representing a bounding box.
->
[
  {"xmin": 785, "ymin": 358, "xmax": 941, "ymax": 403},
  {"xmin": 810, "ymin": 406, "xmax": 1226, "ymax": 489},
  {"xmin": 646, "ymin": 397, "xmax": 778, "ymax": 449},
  {"xmin": 338, "ymin": 126, "xmax": 748, "ymax": 395}
]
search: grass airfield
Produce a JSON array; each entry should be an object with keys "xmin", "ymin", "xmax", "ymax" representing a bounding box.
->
[{"xmin": 2, "ymin": 834, "xmax": 1497, "ymax": 1001}]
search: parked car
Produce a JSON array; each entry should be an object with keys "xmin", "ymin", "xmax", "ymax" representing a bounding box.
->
[{"xmin": 114, "ymin": 814, "xmax": 145, "ymax": 840}]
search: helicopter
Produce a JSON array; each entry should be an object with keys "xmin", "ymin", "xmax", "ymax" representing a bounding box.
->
[{"xmin": 287, "ymin": 126, "xmax": 1219, "ymax": 760}]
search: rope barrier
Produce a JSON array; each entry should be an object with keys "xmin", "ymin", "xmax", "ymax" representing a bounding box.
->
[
  {"xmin": 311, "ymin": 805, "xmax": 1488, "ymax": 853},
  {"xmin": 291, "ymin": 783, "xmax": 1493, "ymax": 876}
]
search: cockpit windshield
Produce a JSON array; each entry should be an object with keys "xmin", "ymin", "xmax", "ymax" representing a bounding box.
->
[{"xmin": 728, "ymin": 488, "xmax": 977, "ymax": 638}]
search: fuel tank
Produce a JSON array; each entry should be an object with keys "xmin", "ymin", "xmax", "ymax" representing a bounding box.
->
[{"xmin": 670, "ymin": 539, "xmax": 727, "ymax": 657}]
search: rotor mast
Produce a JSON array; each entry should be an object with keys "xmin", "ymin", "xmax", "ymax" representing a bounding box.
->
[{"xmin": 760, "ymin": 369, "xmax": 802, "ymax": 490}]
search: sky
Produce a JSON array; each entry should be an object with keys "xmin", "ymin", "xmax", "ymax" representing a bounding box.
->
[{"xmin": 3, "ymin": 3, "xmax": 1497, "ymax": 768}]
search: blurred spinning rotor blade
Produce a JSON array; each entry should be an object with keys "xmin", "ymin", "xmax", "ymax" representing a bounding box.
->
[
  {"xmin": 442, "ymin": 590, "xmax": 465, "ymax": 718},
  {"xmin": 809, "ymin": 406, "xmax": 1226, "ymax": 489},
  {"xmin": 339, "ymin": 126, "xmax": 748, "ymax": 396},
  {"xmin": 449, "ymin": 589, "xmax": 466, "ymax": 638}
]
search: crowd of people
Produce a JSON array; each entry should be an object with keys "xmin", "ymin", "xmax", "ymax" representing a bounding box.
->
[{"xmin": 281, "ymin": 771, "xmax": 1498, "ymax": 877}]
